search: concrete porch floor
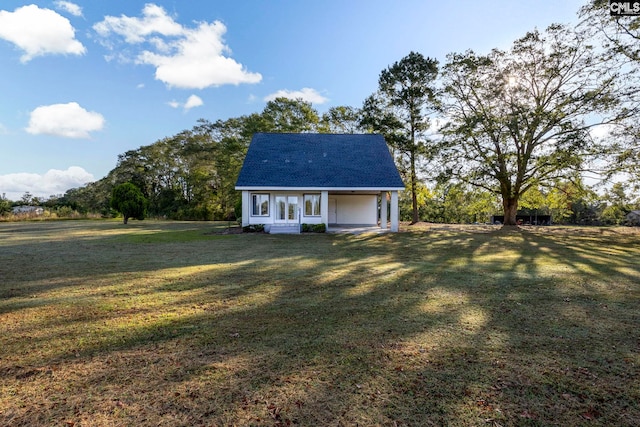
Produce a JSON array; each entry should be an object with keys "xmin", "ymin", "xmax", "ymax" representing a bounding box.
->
[{"xmin": 326, "ymin": 224, "xmax": 390, "ymax": 235}]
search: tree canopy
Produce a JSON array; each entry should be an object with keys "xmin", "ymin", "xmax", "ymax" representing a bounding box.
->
[
  {"xmin": 110, "ymin": 182, "xmax": 147, "ymax": 224},
  {"xmin": 580, "ymin": 1, "xmax": 640, "ymax": 186},
  {"xmin": 580, "ymin": 0, "xmax": 640, "ymax": 62}
]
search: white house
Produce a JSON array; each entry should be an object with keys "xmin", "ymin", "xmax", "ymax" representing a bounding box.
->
[
  {"xmin": 235, "ymin": 133, "xmax": 405, "ymax": 233},
  {"xmin": 12, "ymin": 205, "xmax": 44, "ymax": 215}
]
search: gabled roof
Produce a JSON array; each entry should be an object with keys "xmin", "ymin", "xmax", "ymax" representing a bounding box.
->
[{"xmin": 235, "ymin": 133, "xmax": 405, "ymax": 190}]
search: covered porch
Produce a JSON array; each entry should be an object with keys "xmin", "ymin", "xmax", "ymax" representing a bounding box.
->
[{"xmin": 323, "ymin": 189, "xmax": 400, "ymax": 232}]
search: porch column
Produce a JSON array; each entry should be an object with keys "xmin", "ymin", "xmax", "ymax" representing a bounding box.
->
[
  {"xmin": 241, "ymin": 191, "xmax": 250, "ymax": 226},
  {"xmin": 320, "ymin": 190, "xmax": 329, "ymax": 228},
  {"xmin": 390, "ymin": 191, "xmax": 399, "ymax": 232},
  {"xmin": 380, "ymin": 192, "xmax": 388, "ymax": 229}
]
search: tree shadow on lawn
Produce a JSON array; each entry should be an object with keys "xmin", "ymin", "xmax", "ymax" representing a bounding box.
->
[
  {"xmin": 0, "ymin": 221, "xmax": 246, "ymax": 304},
  {"xmin": 1, "ymin": 223, "xmax": 639, "ymax": 426}
]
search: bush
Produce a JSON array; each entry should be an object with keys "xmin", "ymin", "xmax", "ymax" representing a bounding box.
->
[
  {"xmin": 301, "ymin": 223, "xmax": 326, "ymax": 233},
  {"xmin": 242, "ymin": 224, "xmax": 265, "ymax": 233},
  {"xmin": 313, "ymin": 223, "xmax": 326, "ymax": 233}
]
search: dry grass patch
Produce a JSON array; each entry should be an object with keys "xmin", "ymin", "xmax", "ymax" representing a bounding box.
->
[{"xmin": 0, "ymin": 220, "xmax": 639, "ymax": 426}]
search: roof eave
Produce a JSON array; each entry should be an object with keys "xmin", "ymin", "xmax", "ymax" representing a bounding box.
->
[{"xmin": 235, "ymin": 186, "xmax": 405, "ymax": 191}]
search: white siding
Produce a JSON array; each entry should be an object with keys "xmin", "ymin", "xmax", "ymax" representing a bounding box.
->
[
  {"xmin": 248, "ymin": 191, "xmax": 317, "ymax": 225},
  {"xmin": 245, "ymin": 191, "xmax": 380, "ymax": 226},
  {"xmin": 332, "ymin": 194, "xmax": 377, "ymax": 225}
]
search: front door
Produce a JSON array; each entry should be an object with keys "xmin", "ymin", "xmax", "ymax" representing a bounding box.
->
[
  {"xmin": 328, "ymin": 198, "xmax": 337, "ymax": 224},
  {"xmin": 275, "ymin": 195, "xmax": 299, "ymax": 224}
]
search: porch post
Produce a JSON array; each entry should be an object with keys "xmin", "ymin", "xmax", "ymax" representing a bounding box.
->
[
  {"xmin": 390, "ymin": 191, "xmax": 399, "ymax": 232},
  {"xmin": 241, "ymin": 191, "xmax": 250, "ymax": 227},
  {"xmin": 380, "ymin": 192, "xmax": 388, "ymax": 229},
  {"xmin": 321, "ymin": 190, "xmax": 329, "ymax": 229}
]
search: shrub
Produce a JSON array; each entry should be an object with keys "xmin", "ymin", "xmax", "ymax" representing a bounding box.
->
[
  {"xmin": 242, "ymin": 224, "xmax": 265, "ymax": 233},
  {"xmin": 301, "ymin": 223, "xmax": 326, "ymax": 233},
  {"xmin": 313, "ymin": 223, "xmax": 326, "ymax": 233}
]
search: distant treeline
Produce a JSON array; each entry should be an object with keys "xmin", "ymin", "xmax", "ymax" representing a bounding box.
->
[{"xmin": 57, "ymin": 99, "xmax": 365, "ymax": 221}]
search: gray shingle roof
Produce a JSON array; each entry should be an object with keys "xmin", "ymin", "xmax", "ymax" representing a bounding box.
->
[{"xmin": 235, "ymin": 133, "xmax": 405, "ymax": 189}]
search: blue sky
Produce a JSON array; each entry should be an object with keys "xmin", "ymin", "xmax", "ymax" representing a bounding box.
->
[{"xmin": 0, "ymin": 0, "xmax": 585, "ymax": 200}]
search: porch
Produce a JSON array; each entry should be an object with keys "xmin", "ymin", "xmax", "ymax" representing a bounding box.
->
[{"xmin": 327, "ymin": 224, "xmax": 392, "ymax": 235}]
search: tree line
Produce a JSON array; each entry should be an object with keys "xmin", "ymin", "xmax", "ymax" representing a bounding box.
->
[{"xmin": 4, "ymin": 1, "xmax": 639, "ymax": 225}]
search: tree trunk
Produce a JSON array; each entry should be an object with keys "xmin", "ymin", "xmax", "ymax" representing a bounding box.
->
[
  {"xmin": 123, "ymin": 216, "xmax": 129, "ymax": 224},
  {"xmin": 502, "ymin": 197, "xmax": 518, "ymax": 226},
  {"xmin": 410, "ymin": 150, "xmax": 419, "ymax": 224}
]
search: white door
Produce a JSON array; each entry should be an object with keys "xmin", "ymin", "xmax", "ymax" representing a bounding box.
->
[
  {"xmin": 275, "ymin": 195, "xmax": 299, "ymax": 224},
  {"xmin": 328, "ymin": 198, "xmax": 337, "ymax": 224}
]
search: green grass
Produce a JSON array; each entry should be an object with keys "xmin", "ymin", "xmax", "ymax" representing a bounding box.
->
[{"xmin": 0, "ymin": 220, "xmax": 638, "ymax": 426}]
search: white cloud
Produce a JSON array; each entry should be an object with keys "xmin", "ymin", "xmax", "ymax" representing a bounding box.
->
[
  {"xmin": 264, "ymin": 88, "xmax": 329, "ymax": 104},
  {"xmin": 26, "ymin": 102, "xmax": 105, "ymax": 139},
  {"xmin": 138, "ymin": 21, "xmax": 262, "ymax": 89},
  {"xmin": 94, "ymin": 4, "xmax": 261, "ymax": 89},
  {"xmin": 167, "ymin": 94, "xmax": 204, "ymax": 112},
  {"xmin": 184, "ymin": 94, "xmax": 203, "ymax": 111},
  {"xmin": 54, "ymin": 1, "xmax": 83, "ymax": 17},
  {"xmin": 0, "ymin": 4, "xmax": 85, "ymax": 62},
  {"xmin": 589, "ymin": 123, "xmax": 615, "ymax": 140},
  {"xmin": 93, "ymin": 4, "xmax": 183, "ymax": 43},
  {"xmin": 0, "ymin": 166, "xmax": 95, "ymax": 200}
]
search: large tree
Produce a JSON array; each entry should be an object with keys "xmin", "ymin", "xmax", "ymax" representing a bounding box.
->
[
  {"xmin": 440, "ymin": 24, "xmax": 629, "ymax": 225},
  {"xmin": 361, "ymin": 51, "xmax": 439, "ymax": 224}
]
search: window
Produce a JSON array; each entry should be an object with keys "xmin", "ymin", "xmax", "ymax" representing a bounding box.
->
[
  {"xmin": 304, "ymin": 194, "xmax": 321, "ymax": 216},
  {"xmin": 252, "ymin": 194, "xmax": 269, "ymax": 216}
]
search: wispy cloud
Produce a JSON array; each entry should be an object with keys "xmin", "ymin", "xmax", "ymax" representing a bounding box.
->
[
  {"xmin": 54, "ymin": 1, "xmax": 83, "ymax": 17},
  {"xmin": 0, "ymin": 4, "xmax": 85, "ymax": 62},
  {"xmin": 93, "ymin": 4, "xmax": 182, "ymax": 43},
  {"xmin": 26, "ymin": 102, "xmax": 105, "ymax": 139},
  {"xmin": 94, "ymin": 3, "xmax": 261, "ymax": 89},
  {"xmin": 264, "ymin": 88, "xmax": 329, "ymax": 104}
]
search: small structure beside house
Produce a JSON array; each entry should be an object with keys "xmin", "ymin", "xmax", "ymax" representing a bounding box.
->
[
  {"xmin": 626, "ymin": 210, "xmax": 640, "ymax": 226},
  {"xmin": 235, "ymin": 133, "xmax": 405, "ymax": 233},
  {"xmin": 491, "ymin": 213, "xmax": 551, "ymax": 225},
  {"xmin": 12, "ymin": 205, "xmax": 44, "ymax": 216}
]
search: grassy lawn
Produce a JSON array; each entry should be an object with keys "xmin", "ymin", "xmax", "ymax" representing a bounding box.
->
[{"xmin": 0, "ymin": 220, "xmax": 639, "ymax": 426}]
